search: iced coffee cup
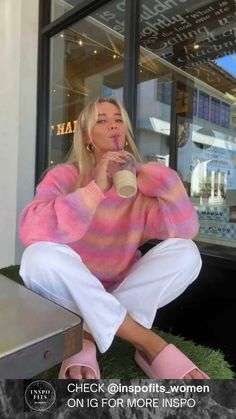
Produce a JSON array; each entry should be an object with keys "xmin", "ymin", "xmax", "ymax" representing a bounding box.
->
[{"xmin": 112, "ymin": 155, "xmax": 137, "ymax": 198}]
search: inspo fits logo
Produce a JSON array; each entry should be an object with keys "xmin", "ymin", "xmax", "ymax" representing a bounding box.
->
[{"xmin": 24, "ymin": 380, "xmax": 56, "ymax": 412}]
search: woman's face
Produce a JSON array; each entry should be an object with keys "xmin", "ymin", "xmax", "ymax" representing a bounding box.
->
[{"xmin": 90, "ymin": 102, "xmax": 127, "ymax": 158}]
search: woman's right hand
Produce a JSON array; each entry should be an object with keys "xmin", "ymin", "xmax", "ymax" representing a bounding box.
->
[{"xmin": 94, "ymin": 151, "xmax": 127, "ymax": 193}]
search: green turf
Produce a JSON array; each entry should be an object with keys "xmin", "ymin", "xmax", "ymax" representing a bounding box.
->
[{"xmin": 1, "ymin": 265, "xmax": 235, "ymax": 379}]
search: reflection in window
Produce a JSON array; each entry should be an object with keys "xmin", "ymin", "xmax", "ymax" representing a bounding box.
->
[
  {"xmin": 198, "ymin": 91, "xmax": 209, "ymax": 120},
  {"xmin": 221, "ymin": 102, "xmax": 230, "ymax": 129},
  {"xmin": 210, "ymin": 98, "xmax": 221, "ymax": 125},
  {"xmin": 51, "ymin": 0, "xmax": 83, "ymax": 21},
  {"xmin": 193, "ymin": 89, "xmax": 197, "ymax": 117},
  {"xmin": 137, "ymin": 0, "xmax": 236, "ymax": 248},
  {"xmin": 137, "ymin": 52, "xmax": 172, "ymax": 164},
  {"xmin": 156, "ymin": 81, "xmax": 171, "ymax": 105}
]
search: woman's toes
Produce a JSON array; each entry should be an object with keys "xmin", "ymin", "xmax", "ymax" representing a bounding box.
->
[
  {"xmin": 86, "ymin": 372, "xmax": 96, "ymax": 379},
  {"xmin": 68, "ymin": 366, "xmax": 96, "ymax": 379},
  {"xmin": 190, "ymin": 369, "xmax": 205, "ymax": 379},
  {"xmin": 68, "ymin": 366, "xmax": 83, "ymax": 379},
  {"xmin": 183, "ymin": 369, "xmax": 206, "ymax": 379}
]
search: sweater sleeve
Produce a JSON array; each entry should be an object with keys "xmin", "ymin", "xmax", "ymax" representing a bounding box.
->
[
  {"xmin": 137, "ymin": 162, "xmax": 199, "ymax": 239},
  {"xmin": 19, "ymin": 164, "xmax": 105, "ymax": 245}
]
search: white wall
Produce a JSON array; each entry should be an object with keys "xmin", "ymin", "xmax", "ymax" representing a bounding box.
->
[{"xmin": 0, "ymin": 0, "xmax": 39, "ymax": 267}]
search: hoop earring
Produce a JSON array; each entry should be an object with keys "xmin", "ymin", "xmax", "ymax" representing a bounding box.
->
[
  {"xmin": 124, "ymin": 141, "xmax": 128, "ymax": 150},
  {"xmin": 86, "ymin": 143, "xmax": 94, "ymax": 152}
]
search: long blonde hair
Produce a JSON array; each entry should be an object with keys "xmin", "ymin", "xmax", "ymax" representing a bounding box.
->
[{"xmin": 66, "ymin": 97, "xmax": 142, "ymax": 187}]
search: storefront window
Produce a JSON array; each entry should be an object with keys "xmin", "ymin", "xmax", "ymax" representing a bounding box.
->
[
  {"xmin": 138, "ymin": 0, "xmax": 236, "ymax": 248},
  {"xmin": 47, "ymin": 0, "xmax": 236, "ymax": 248},
  {"xmin": 49, "ymin": 0, "xmax": 125, "ymax": 165}
]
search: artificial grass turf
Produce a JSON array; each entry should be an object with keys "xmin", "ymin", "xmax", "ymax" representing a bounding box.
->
[{"xmin": 0, "ymin": 265, "xmax": 235, "ymax": 379}]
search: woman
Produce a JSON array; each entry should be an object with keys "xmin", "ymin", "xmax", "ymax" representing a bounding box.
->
[{"xmin": 19, "ymin": 97, "xmax": 208, "ymax": 379}]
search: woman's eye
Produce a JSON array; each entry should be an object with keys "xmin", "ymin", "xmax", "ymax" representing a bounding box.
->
[{"xmin": 96, "ymin": 118, "xmax": 123, "ymax": 124}]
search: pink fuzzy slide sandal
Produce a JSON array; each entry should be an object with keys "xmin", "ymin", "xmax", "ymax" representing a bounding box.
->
[
  {"xmin": 135, "ymin": 344, "xmax": 209, "ymax": 379},
  {"xmin": 58, "ymin": 339, "xmax": 100, "ymax": 379}
]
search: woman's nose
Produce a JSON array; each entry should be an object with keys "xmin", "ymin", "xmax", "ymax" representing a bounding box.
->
[{"xmin": 108, "ymin": 121, "xmax": 118, "ymax": 130}]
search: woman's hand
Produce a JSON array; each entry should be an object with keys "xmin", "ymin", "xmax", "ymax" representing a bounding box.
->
[{"xmin": 94, "ymin": 151, "xmax": 127, "ymax": 193}]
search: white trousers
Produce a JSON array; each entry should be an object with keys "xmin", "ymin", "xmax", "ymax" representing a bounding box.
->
[{"xmin": 20, "ymin": 239, "xmax": 202, "ymax": 353}]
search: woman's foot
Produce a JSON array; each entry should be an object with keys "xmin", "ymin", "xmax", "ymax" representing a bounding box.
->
[
  {"xmin": 135, "ymin": 343, "xmax": 209, "ymax": 379},
  {"xmin": 58, "ymin": 338, "xmax": 100, "ymax": 379},
  {"xmin": 116, "ymin": 314, "xmax": 208, "ymax": 379},
  {"xmin": 141, "ymin": 347, "xmax": 206, "ymax": 379},
  {"xmin": 68, "ymin": 332, "xmax": 99, "ymax": 379},
  {"xmin": 140, "ymin": 338, "xmax": 206, "ymax": 379}
]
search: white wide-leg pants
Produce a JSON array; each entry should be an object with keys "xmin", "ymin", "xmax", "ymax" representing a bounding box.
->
[{"xmin": 20, "ymin": 238, "xmax": 201, "ymax": 353}]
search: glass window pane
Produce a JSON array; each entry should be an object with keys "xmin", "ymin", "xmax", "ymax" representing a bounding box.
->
[
  {"xmin": 137, "ymin": 54, "xmax": 172, "ymax": 166},
  {"xmin": 221, "ymin": 102, "xmax": 230, "ymax": 129},
  {"xmin": 193, "ymin": 89, "xmax": 197, "ymax": 117},
  {"xmin": 51, "ymin": 0, "xmax": 83, "ymax": 21},
  {"xmin": 49, "ymin": 0, "xmax": 125, "ymax": 165},
  {"xmin": 210, "ymin": 98, "xmax": 221, "ymax": 125},
  {"xmin": 139, "ymin": 0, "xmax": 236, "ymax": 248},
  {"xmin": 198, "ymin": 92, "xmax": 209, "ymax": 120}
]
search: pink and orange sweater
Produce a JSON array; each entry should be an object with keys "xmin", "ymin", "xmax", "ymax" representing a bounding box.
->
[{"xmin": 19, "ymin": 162, "xmax": 199, "ymax": 286}]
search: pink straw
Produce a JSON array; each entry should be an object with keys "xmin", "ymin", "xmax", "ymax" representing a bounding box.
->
[{"xmin": 113, "ymin": 135, "xmax": 120, "ymax": 150}]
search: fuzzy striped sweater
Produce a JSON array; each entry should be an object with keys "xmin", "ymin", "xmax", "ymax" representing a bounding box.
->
[{"xmin": 19, "ymin": 162, "xmax": 199, "ymax": 286}]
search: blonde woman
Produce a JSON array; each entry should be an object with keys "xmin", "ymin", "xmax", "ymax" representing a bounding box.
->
[{"xmin": 19, "ymin": 97, "xmax": 208, "ymax": 379}]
